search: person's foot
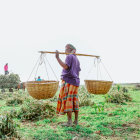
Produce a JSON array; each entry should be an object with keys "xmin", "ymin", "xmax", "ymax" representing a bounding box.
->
[
  {"xmin": 73, "ymin": 121, "xmax": 78, "ymax": 125},
  {"xmin": 61, "ymin": 122, "xmax": 72, "ymax": 127}
]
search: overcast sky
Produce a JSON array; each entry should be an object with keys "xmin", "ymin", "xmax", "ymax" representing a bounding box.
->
[{"xmin": 0, "ymin": 0, "xmax": 140, "ymax": 84}]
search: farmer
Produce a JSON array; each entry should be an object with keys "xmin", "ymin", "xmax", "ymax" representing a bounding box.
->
[
  {"xmin": 36, "ymin": 76, "xmax": 42, "ymax": 81},
  {"xmin": 4, "ymin": 63, "xmax": 9, "ymax": 75},
  {"xmin": 55, "ymin": 44, "xmax": 81, "ymax": 126}
]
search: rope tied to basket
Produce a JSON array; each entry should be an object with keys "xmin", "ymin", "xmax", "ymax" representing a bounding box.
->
[
  {"xmin": 26, "ymin": 53, "xmax": 59, "ymax": 100},
  {"xmin": 84, "ymin": 57, "xmax": 113, "ymax": 95},
  {"xmin": 85, "ymin": 57, "xmax": 113, "ymax": 82},
  {"xmin": 27, "ymin": 53, "xmax": 59, "ymax": 81}
]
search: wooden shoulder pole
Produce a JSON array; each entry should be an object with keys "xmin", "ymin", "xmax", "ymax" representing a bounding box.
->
[{"xmin": 39, "ymin": 51, "xmax": 100, "ymax": 58}]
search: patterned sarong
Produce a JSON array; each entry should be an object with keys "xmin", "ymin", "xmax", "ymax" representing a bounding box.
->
[{"xmin": 56, "ymin": 80, "xmax": 79, "ymax": 115}]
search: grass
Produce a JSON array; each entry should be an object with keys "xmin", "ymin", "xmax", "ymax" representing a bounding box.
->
[{"xmin": 0, "ymin": 87, "xmax": 140, "ymax": 140}]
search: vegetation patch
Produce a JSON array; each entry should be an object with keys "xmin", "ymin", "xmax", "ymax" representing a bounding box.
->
[
  {"xmin": 18, "ymin": 100, "xmax": 56, "ymax": 121},
  {"xmin": 0, "ymin": 113, "xmax": 19, "ymax": 139},
  {"xmin": 0, "ymin": 73, "xmax": 20, "ymax": 89},
  {"xmin": 78, "ymin": 86, "xmax": 94, "ymax": 107},
  {"xmin": 105, "ymin": 90, "xmax": 132, "ymax": 104},
  {"xmin": 134, "ymin": 84, "xmax": 140, "ymax": 90},
  {"xmin": 0, "ymin": 92, "xmax": 13, "ymax": 100},
  {"xmin": 0, "ymin": 85, "xmax": 139, "ymax": 139},
  {"xmin": 6, "ymin": 97, "xmax": 23, "ymax": 106}
]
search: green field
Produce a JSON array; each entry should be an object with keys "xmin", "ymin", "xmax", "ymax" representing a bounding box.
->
[{"xmin": 0, "ymin": 86, "xmax": 140, "ymax": 140}]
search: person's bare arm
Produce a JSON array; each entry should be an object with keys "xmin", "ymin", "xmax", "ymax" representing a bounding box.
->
[{"xmin": 55, "ymin": 50, "xmax": 68, "ymax": 69}]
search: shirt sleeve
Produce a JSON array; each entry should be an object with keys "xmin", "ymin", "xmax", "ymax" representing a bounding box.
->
[
  {"xmin": 78, "ymin": 61, "xmax": 81, "ymax": 71},
  {"xmin": 65, "ymin": 55, "xmax": 72, "ymax": 68},
  {"xmin": 79, "ymin": 66, "xmax": 81, "ymax": 71}
]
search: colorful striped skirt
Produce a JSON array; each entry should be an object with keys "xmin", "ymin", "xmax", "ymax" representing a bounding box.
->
[{"xmin": 56, "ymin": 80, "xmax": 79, "ymax": 115}]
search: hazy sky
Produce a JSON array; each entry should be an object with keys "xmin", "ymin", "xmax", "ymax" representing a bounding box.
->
[{"xmin": 0, "ymin": 0, "xmax": 140, "ymax": 84}]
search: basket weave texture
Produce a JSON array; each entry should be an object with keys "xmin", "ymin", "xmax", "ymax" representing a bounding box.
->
[
  {"xmin": 25, "ymin": 81, "xmax": 59, "ymax": 99},
  {"xmin": 84, "ymin": 80, "xmax": 113, "ymax": 94}
]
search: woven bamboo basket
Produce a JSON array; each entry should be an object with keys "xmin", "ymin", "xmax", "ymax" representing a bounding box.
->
[
  {"xmin": 84, "ymin": 80, "xmax": 113, "ymax": 94},
  {"xmin": 25, "ymin": 81, "xmax": 59, "ymax": 99}
]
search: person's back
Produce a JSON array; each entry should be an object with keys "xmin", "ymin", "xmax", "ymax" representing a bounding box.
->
[
  {"xmin": 4, "ymin": 64, "xmax": 8, "ymax": 71},
  {"xmin": 61, "ymin": 54, "xmax": 81, "ymax": 86}
]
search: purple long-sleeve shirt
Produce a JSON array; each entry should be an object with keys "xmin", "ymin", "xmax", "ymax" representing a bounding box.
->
[{"xmin": 61, "ymin": 54, "xmax": 81, "ymax": 86}]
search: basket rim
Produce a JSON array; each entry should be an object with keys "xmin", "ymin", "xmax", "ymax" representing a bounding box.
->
[
  {"xmin": 84, "ymin": 80, "xmax": 113, "ymax": 83},
  {"xmin": 25, "ymin": 80, "xmax": 59, "ymax": 85}
]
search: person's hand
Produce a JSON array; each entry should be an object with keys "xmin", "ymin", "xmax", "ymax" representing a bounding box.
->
[{"xmin": 55, "ymin": 50, "xmax": 59, "ymax": 59}]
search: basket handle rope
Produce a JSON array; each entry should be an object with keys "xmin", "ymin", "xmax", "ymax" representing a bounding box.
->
[
  {"xmin": 34, "ymin": 54, "xmax": 50, "ymax": 80},
  {"xmin": 34, "ymin": 53, "xmax": 58, "ymax": 81},
  {"xmin": 84, "ymin": 57, "xmax": 102, "ymax": 80},
  {"xmin": 84, "ymin": 58, "xmax": 113, "ymax": 82},
  {"xmin": 98, "ymin": 59, "xmax": 103, "ymax": 80},
  {"xmin": 27, "ymin": 54, "xmax": 45, "ymax": 81},
  {"xmin": 96, "ymin": 58, "xmax": 113, "ymax": 81},
  {"xmin": 84, "ymin": 57, "xmax": 97, "ymax": 79},
  {"xmin": 44, "ymin": 55, "xmax": 59, "ymax": 81},
  {"xmin": 42, "ymin": 54, "xmax": 49, "ymax": 80},
  {"xmin": 100, "ymin": 61, "xmax": 113, "ymax": 81},
  {"xmin": 96, "ymin": 58, "xmax": 104, "ymax": 80},
  {"xmin": 27, "ymin": 53, "xmax": 59, "ymax": 81},
  {"xmin": 27, "ymin": 56, "xmax": 40, "ymax": 81},
  {"xmin": 34, "ymin": 55, "xmax": 42, "ymax": 79}
]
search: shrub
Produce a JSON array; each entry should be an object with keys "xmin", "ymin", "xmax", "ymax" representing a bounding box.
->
[
  {"xmin": 122, "ymin": 87, "xmax": 128, "ymax": 93},
  {"xmin": 0, "ymin": 114, "xmax": 19, "ymax": 139},
  {"xmin": 6, "ymin": 97, "xmax": 23, "ymax": 106},
  {"xmin": 0, "ymin": 73, "xmax": 20, "ymax": 89},
  {"xmin": 78, "ymin": 86, "xmax": 94, "ymax": 107},
  {"xmin": 0, "ymin": 92, "xmax": 13, "ymax": 100},
  {"xmin": 9, "ymin": 109, "xmax": 18, "ymax": 118},
  {"xmin": 117, "ymin": 84, "xmax": 121, "ymax": 91},
  {"xmin": 134, "ymin": 84, "xmax": 140, "ymax": 90},
  {"xmin": 45, "ymin": 103, "xmax": 56, "ymax": 116},
  {"xmin": 18, "ymin": 100, "xmax": 56, "ymax": 121},
  {"xmin": 93, "ymin": 102, "xmax": 105, "ymax": 113},
  {"xmin": 49, "ymin": 94, "xmax": 58, "ymax": 102},
  {"xmin": 105, "ymin": 90, "xmax": 132, "ymax": 104}
]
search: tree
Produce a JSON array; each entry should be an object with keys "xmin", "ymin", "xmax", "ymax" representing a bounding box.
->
[{"xmin": 0, "ymin": 73, "xmax": 20, "ymax": 89}]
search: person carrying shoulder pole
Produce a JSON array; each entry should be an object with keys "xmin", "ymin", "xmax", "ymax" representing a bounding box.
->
[{"xmin": 55, "ymin": 44, "xmax": 81, "ymax": 126}]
